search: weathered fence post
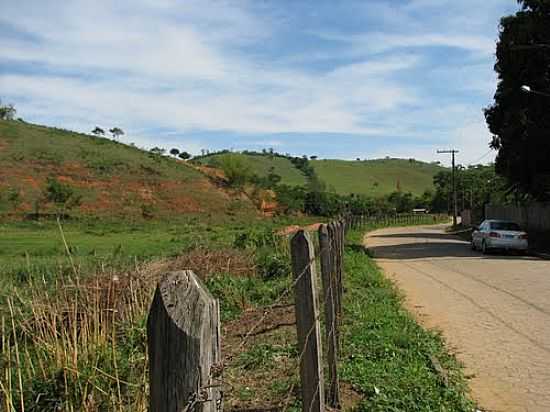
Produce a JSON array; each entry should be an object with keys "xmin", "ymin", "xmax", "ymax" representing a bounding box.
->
[
  {"xmin": 290, "ymin": 231, "xmax": 325, "ymax": 412},
  {"xmin": 148, "ymin": 270, "xmax": 222, "ymax": 412},
  {"xmin": 318, "ymin": 225, "xmax": 341, "ymax": 408}
]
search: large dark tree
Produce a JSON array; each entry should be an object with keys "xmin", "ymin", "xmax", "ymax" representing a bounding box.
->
[{"xmin": 485, "ymin": 0, "xmax": 550, "ymax": 200}]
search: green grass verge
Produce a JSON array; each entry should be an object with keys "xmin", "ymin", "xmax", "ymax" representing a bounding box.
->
[{"xmin": 340, "ymin": 229, "xmax": 475, "ymax": 411}]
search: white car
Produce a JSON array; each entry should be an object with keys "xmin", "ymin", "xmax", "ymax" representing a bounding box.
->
[{"xmin": 471, "ymin": 219, "xmax": 529, "ymax": 254}]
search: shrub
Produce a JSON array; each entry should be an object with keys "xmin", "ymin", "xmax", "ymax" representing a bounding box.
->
[
  {"xmin": 255, "ymin": 247, "xmax": 290, "ymax": 279},
  {"xmin": 215, "ymin": 154, "xmax": 251, "ymax": 188}
]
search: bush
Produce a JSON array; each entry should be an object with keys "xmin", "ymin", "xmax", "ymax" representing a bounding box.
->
[
  {"xmin": 255, "ymin": 247, "xmax": 290, "ymax": 279},
  {"xmin": 215, "ymin": 154, "xmax": 251, "ymax": 188}
]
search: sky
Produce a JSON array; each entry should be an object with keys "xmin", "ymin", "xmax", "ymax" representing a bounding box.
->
[{"xmin": 0, "ymin": 0, "xmax": 519, "ymax": 165}]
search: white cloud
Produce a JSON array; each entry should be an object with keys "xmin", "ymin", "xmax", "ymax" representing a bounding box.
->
[{"xmin": 0, "ymin": 0, "xmax": 510, "ymax": 161}]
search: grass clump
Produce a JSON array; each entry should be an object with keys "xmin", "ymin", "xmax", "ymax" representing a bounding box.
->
[{"xmin": 340, "ymin": 230, "xmax": 475, "ymax": 411}]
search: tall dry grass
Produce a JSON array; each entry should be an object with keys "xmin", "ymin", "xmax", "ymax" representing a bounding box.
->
[{"xmin": 0, "ymin": 262, "xmax": 160, "ymax": 412}]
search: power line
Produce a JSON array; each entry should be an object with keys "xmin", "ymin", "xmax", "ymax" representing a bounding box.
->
[
  {"xmin": 437, "ymin": 149, "xmax": 459, "ymax": 227},
  {"xmin": 467, "ymin": 149, "xmax": 493, "ymax": 166}
]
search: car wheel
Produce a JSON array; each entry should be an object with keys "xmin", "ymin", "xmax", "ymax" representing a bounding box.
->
[{"xmin": 481, "ymin": 240, "xmax": 489, "ymax": 255}]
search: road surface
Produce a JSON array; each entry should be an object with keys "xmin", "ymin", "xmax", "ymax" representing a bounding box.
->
[{"xmin": 365, "ymin": 224, "xmax": 550, "ymax": 412}]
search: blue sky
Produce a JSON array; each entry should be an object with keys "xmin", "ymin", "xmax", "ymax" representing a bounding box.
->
[{"xmin": 0, "ymin": 0, "xmax": 518, "ymax": 165}]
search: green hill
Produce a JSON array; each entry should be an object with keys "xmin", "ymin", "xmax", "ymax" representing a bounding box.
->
[
  {"xmin": 312, "ymin": 158, "xmax": 444, "ymax": 196},
  {"xmin": 0, "ymin": 120, "xmax": 256, "ymax": 220},
  {"xmin": 197, "ymin": 152, "xmax": 443, "ymax": 197},
  {"xmin": 197, "ymin": 153, "xmax": 307, "ymax": 186}
]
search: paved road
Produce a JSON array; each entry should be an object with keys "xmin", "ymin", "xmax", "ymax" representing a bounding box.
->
[{"xmin": 365, "ymin": 225, "xmax": 550, "ymax": 412}]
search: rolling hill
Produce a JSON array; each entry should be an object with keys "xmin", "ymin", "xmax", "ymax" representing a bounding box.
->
[
  {"xmin": 198, "ymin": 153, "xmax": 444, "ymax": 197},
  {"xmin": 312, "ymin": 158, "xmax": 444, "ymax": 196},
  {"xmin": 0, "ymin": 120, "xmax": 256, "ymax": 220}
]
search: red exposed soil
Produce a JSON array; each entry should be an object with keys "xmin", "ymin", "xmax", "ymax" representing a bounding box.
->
[{"xmin": 1, "ymin": 158, "xmax": 242, "ymax": 216}]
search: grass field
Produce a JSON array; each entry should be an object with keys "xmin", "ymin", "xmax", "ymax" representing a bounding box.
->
[
  {"xmin": 197, "ymin": 153, "xmax": 307, "ymax": 186},
  {"xmin": 312, "ymin": 158, "xmax": 444, "ymax": 196}
]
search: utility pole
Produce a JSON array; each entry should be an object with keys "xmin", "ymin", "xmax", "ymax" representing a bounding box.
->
[{"xmin": 437, "ymin": 149, "xmax": 459, "ymax": 227}]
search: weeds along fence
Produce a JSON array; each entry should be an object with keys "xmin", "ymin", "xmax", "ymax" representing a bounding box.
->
[{"xmin": 146, "ymin": 213, "xmax": 444, "ymax": 412}]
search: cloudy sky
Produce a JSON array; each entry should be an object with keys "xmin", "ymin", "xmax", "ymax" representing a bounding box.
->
[{"xmin": 0, "ymin": 0, "xmax": 518, "ymax": 165}]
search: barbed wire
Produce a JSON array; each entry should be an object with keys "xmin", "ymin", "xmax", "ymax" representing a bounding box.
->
[{"xmin": 181, "ymin": 214, "xmax": 437, "ymax": 410}]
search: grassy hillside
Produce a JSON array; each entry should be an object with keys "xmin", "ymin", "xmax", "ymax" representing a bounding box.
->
[
  {"xmin": 312, "ymin": 158, "xmax": 444, "ymax": 196},
  {"xmin": 197, "ymin": 153, "xmax": 307, "ymax": 186},
  {"xmin": 198, "ymin": 152, "xmax": 443, "ymax": 197},
  {"xmin": 0, "ymin": 120, "xmax": 256, "ymax": 220}
]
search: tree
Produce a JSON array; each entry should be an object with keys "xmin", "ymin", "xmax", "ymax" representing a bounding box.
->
[
  {"xmin": 44, "ymin": 177, "xmax": 82, "ymax": 215},
  {"xmin": 216, "ymin": 154, "xmax": 250, "ymax": 188},
  {"xmin": 169, "ymin": 148, "xmax": 180, "ymax": 157},
  {"xmin": 91, "ymin": 127, "xmax": 105, "ymax": 136},
  {"xmin": 485, "ymin": 0, "xmax": 550, "ymax": 200},
  {"xmin": 178, "ymin": 151, "xmax": 191, "ymax": 160},
  {"xmin": 6, "ymin": 187, "xmax": 21, "ymax": 212},
  {"xmin": 109, "ymin": 127, "xmax": 124, "ymax": 140},
  {"xmin": 150, "ymin": 147, "xmax": 166, "ymax": 156},
  {"xmin": 0, "ymin": 99, "xmax": 16, "ymax": 120}
]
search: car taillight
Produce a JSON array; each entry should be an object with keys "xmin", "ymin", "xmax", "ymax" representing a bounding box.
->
[
  {"xmin": 520, "ymin": 234, "xmax": 528, "ymax": 240},
  {"xmin": 489, "ymin": 232, "xmax": 501, "ymax": 238}
]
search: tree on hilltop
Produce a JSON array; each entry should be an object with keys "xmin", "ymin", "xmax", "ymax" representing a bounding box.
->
[
  {"xmin": 91, "ymin": 127, "xmax": 105, "ymax": 136},
  {"xmin": 170, "ymin": 148, "xmax": 180, "ymax": 157},
  {"xmin": 109, "ymin": 127, "xmax": 124, "ymax": 140},
  {"xmin": 178, "ymin": 151, "xmax": 192, "ymax": 160},
  {"xmin": 0, "ymin": 99, "xmax": 16, "ymax": 120}
]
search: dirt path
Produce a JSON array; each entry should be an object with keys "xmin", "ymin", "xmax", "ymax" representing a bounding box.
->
[{"xmin": 365, "ymin": 224, "xmax": 550, "ymax": 412}]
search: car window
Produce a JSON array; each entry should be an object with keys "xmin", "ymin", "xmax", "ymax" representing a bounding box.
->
[{"xmin": 490, "ymin": 222, "xmax": 521, "ymax": 231}]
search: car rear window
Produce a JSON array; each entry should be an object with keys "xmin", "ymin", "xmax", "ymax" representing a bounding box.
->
[{"xmin": 490, "ymin": 222, "xmax": 521, "ymax": 231}]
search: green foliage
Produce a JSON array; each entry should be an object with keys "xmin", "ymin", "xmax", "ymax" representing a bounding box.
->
[
  {"xmin": 214, "ymin": 154, "xmax": 251, "ymax": 188},
  {"xmin": 0, "ymin": 99, "xmax": 16, "ymax": 120},
  {"xmin": 109, "ymin": 127, "xmax": 124, "ymax": 139},
  {"xmin": 387, "ymin": 191, "xmax": 415, "ymax": 213},
  {"xmin": 233, "ymin": 226, "xmax": 290, "ymax": 279},
  {"xmin": 485, "ymin": 1, "xmax": 550, "ymax": 200},
  {"xmin": 274, "ymin": 184, "xmax": 306, "ymax": 214},
  {"xmin": 178, "ymin": 151, "xmax": 191, "ymax": 160},
  {"xmin": 91, "ymin": 126, "xmax": 105, "ymax": 136},
  {"xmin": 5, "ymin": 187, "xmax": 22, "ymax": 211},
  {"xmin": 255, "ymin": 246, "xmax": 290, "ymax": 279},
  {"xmin": 206, "ymin": 273, "xmax": 289, "ymax": 321},
  {"xmin": 431, "ymin": 164, "xmax": 506, "ymax": 213},
  {"xmin": 236, "ymin": 343, "xmax": 296, "ymax": 370},
  {"xmin": 44, "ymin": 177, "xmax": 82, "ymax": 214}
]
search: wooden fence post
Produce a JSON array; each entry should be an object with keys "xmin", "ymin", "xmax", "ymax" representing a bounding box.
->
[
  {"xmin": 291, "ymin": 231, "xmax": 325, "ymax": 412},
  {"xmin": 318, "ymin": 225, "xmax": 341, "ymax": 408},
  {"xmin": 148, "ymin": 271, "xmax": 222, "ymax": 412}
]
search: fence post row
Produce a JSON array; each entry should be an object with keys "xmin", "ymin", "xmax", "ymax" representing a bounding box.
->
[
  {"xmin": 328, "ymin": 222, "xmax": 343, "ymax": 343},
  {"xmin": 318, "ymin": 224, "xmax": 341, "ymax": 408},
  {"xmin": 290, "ymin": 231, "xmax": 325, "ymax": 412},
  {"xmin": 147, "ymin": 271, "xmax": 222, "ymax": 412}
]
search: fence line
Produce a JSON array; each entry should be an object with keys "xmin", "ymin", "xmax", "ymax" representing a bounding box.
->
[{"xmin": 147, "ymin": 213, "xmax": 444, "ymax": 411}]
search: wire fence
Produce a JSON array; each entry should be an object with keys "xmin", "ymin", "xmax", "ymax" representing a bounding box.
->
[{"xmin": 146, "ymin": 213, "xmax": 447, "ymax": 412}]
